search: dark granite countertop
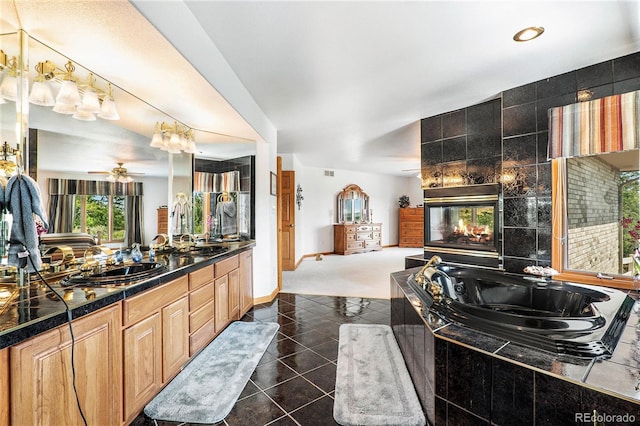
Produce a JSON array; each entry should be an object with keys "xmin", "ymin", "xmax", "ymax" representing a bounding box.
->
[
  {"xmin": 0, "ymin": 241, "xmax": 255, "ymax": 350},
  {"xmin": 391, "ymin": 268, "xmax": 640, "ymax": 405}
]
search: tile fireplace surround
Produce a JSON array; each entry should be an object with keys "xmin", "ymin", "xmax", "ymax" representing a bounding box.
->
[{"xmin": 391, "ymin": 269, "xmax": 640, "ymax": 425}]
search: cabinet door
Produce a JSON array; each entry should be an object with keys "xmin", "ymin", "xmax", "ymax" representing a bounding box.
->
[
  {"xmin": 0, "ymin": 348, "xmax": 8, "ymax": 426},
  {"xmin": 228, "ymin": 268, "xmax": 240, "ymax": 320},
  {"xmin": 239, "ymin": 250, "xmax": 253, "ymax": 316},
  {"xmin": 11, "ymin": 305, "xmax": 122, "ymax": 426},
  {"xmin": 162, "ymin": 296, "xmax": 189, "ymax": 383},
  {"xmin": 215, "ymin": 275, "xmax": 230, "ymax": 332},
  {"xmin": 123, "ymin": 312, "xmax": 162, "ymax": 423}
]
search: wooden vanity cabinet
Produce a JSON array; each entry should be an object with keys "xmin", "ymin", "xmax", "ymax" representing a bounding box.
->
[
  {"xmin": 10, "ymin": 304, "xmax": 122, "ymax": 426},
  {"xmin": 215, "ymin": 254, "xmax": 240, "ymax": 330},
  {"xmin": 122, "ymin": 275, "xmax": 189, "ymax": 423},
  {"xmin": 334, "ymin": 223, "xmax": 382, "ymax": 255},
  {"xmin": 0, "ymin": 348, "xmax": 8, "ymax": 426}
]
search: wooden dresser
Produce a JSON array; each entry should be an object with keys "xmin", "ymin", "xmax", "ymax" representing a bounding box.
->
[
  {"xmin": 398, "ymin": 207, "xmax": 424, "ymax": 248},
  {"xmin": 334, "ymin": 223, "xmax": 382, "ymax": 255},
  {"xmin": 157, "ymin": 207, "xmax": 168, "ymax": 234}
]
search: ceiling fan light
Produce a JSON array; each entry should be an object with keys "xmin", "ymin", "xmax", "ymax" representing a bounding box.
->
[
  {"xmin": 0, "ymin": 75, "xmax": 18, "ymax": 101},
  {"xmin": 105, "ymin": 174, "xmax": 116, "ymax": 183},
  {"xmin": 56, "ymin": 80, "xmax": 81, "ymax": 105},
  {"xmin": 97, "ymin": 97, "xmax": 120, "ymax": 120},
  {"xmin": 185, "ymin": 140, "xmax": 196, "ymax": 154},
  {"xmin": 29, "ymin": 80, "xmax": 55, "ymax": 106}
]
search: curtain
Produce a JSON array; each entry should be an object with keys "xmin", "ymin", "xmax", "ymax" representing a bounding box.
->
[
  {"xmin": 125, "ymin": 196, "xmax": 144, "ymax": 247},
  {"xmin": 194, "ymin": 172, "xmax": 214, "ymax": 192},
  {"xmin": 548, "ymin": 90, "xmax": 640, "ymax": 158},
  {"xmin": 47, "ymin": 194, "xmax": 74, "ymax": 233}
]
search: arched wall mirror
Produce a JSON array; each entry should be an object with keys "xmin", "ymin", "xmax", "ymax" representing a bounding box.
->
[{"xmin": 336, "ymin": 184, "xmax": 370, "ymax": 224}]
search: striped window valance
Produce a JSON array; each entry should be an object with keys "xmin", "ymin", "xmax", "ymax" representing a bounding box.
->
[
  {"xmin": 194, "ymin": 171, "xmax": 214, "ymax": 192},
  {"xmin": 548, "ymin": 90, "xmax": 640, "ymax": 159},
  {"xmin": 48, "ymin": 178, "xmax": 143, "ymax": 196}
]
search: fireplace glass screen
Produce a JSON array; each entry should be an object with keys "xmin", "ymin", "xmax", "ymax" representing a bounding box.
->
[{"xmin": 428, "ymin": 205, "xmax": 495, "ymax": 249}]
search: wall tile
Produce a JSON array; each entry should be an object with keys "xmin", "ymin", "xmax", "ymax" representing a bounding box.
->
[
  {"xmin": 536, "ymin": 196, "xmax": 552, "ymax": 229},
  {"xmin": 613, "ymin": 77, "xmax": 640, "ymax": 95},
  {"xmin": 421, "ymin": 165, "xmax": 443, "ymax": 188},
  {"xmin": 576, "ymin": 61, "xmax": 614, "ymax": 89},
  {"xmin": 442, "ymin": 109, "xmax": 466, "ymax": 138},
  {"xmin": 467, "ymin": 99, "xmax": 501, "ymax": 134},
  {"xmin": 421, "ymin": 116, "xmax": 442, "ymax": 142},
  {"xmin": 503, "ymin": 227, "xmax": 536, "ymax": 259},
  {"xmin": 435, "ymin": 396, "xmax": 447, "ymax": 425},
  {"xmin": 537, "ymin": 227, "xmax": 551, "ymax": 261},
  {"xmin": 585, "ymin": 83, "xmax": 613, "ymax": 100},
  {"xmin": 492, "ymin": 358, "xmax": 534, "ymax": 425},
  {"xmin": 504, "ymin": 197, "xmax": 537, "ymax": 228},
  {"xmin": 421, "ymin": 141, "xmax": 443, "ymax": 166},
  {"xmin": 535, "ymin": 92, "xmax": 576, "ymax": 132},
  {"xmin": 503, "ymin": 102, "xmax": 537, "ymax": 137},
  {"xmin": 467, "ymin": 129, "xmax": 501, "ymax": 160},
  {"xmin": 442, "ymin": 161, "xmax": 467, "ymax": 187},
  {"xmin": 503, "ymin": 83, "xmax": 536, "ymax": 108},
  {"xmin": 536, "ymin": 71, "xmax": 577, "ymax": 99},
  {"xmin": 447, "ymin": 403, "xmax": 489, "ymax": 425},
  {"xmin": 442, "ymin": 136, "xmax": 467, "ymax": 162},
  {"xmin": 503, "ymin": 256, "xmax": 532, "ymax": 273},
  {"xmin": 503, "ymin": 134, "xmax": 537, "ymax": 167},
  {"xmin": 502, "ymin": 165, "xmax": 537, "ymax": 197},
  {"xmin": 447, "ymin": 343, "xmax": 491, "ymax": 419},
  {"xmin": 613, "ymin": 51, "xmax": 640, "ymax": 82},
  {"xmin": 537, "ymin": 163, "xmax": 551, "ymax": 196},
  {"xmin": 434, "ymin": 339, "xmax": 447, "ymax": 398},
  {"xmin": 536, "ymin": 131, "xmax": 549, "ymax": 164},
  {"xmin": 466, "ymin": 157, "xmax": 500, "ymax": 185},
  {"xmin": 535, "ymin": 373, "xmax": 583, "ymax": 425}
]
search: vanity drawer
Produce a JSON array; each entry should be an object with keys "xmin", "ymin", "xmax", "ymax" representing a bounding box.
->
[
  {"xmin": 357, "ymin": 225, "xmax": 372, "ymax": 232},
  {"xmin": 356, "ymin": 232, "xmax": 373, "ymax": 241},
  {"xmin": 346, "ymin": 233, "xmax": 356, "ymax": 242},
  {"xmin": 123, "ymin": 275, "xmax": 188, "ymax": 326},
  {"xmin": 189, "ymin": 281, "xmax": 214, "ymax": 312},
  {"xmin": 190, "ymin": 299, "xmax": 215, "ymax": 333},
  {"xmin": 372, "ymin": 232, "xmax": 381, "ymax": 239},
  {"xmin": 372, "ymin": 225, "xmax": 381, "ymax": 231},
  {"xmin": 215, "ymin": 255, "xmax": 239, "ymax": 277},
  {"xmin": 365, "ymin": 240, "xmax": 381, "ymax": 248},
  {"xmin": 344, "ymin": 225, "xmax": 357, "ymax": 234},
  {"xmin": 189, "ymin": 264, "xmax": 213, "ymax": 291},
  {"xmin": 347, "ymin": 241, "xmax": 364, "ymax": 250}
]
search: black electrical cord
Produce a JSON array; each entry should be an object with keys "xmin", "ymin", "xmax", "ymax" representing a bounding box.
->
[
  {"xmin": 8, "ymin": 175, "xmax": 87, "ymax": 425},
  {"xmin": 28, "ymin": 254, "xmax": 89, "ymax": 426}
]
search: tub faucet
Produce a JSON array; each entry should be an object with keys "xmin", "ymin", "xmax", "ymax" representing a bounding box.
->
[{"xmin": 414, "ymin": 255, "xmax": 442, "ymax": 287}]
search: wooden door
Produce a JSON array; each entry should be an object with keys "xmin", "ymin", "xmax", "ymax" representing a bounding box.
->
[
  {"xmin": 123, "ymin": 312, "xmax": 162, "ymax": 422},
  {"xmin": 280, "ymin": 170, "xmax": 296, "ymax": 270},
  {"xmin": 239, "ymin": 249, "xmax": 253, "ymax": 316},
  {"xmin": 215, "ymin": 275, "xmax": 230, "ymax": 331},
  {"xmin": 11, "ymin": 305, "xmax": 123, "ymax": 426},
  {"xmin": 162, "ymin": 296, "xmax": 189, "ymax": 382}
]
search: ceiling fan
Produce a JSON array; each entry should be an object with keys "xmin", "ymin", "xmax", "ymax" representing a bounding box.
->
[{"xmin": 88, "ymin": 162, "xmax": 144, "ymax": 183}]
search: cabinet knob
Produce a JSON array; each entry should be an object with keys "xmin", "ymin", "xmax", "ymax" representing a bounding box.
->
[{"xmin": 289, "ymin": 223, "xmax": 295, "ymax": 227}]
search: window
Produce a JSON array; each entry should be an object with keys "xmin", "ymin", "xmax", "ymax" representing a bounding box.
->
[{"xmin": 73, "ymin": 195, "xmax": 126, "ymax": 242}]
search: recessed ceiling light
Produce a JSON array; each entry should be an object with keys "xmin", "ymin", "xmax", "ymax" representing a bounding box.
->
[{"xmin": 513, "ymin": 26, "xmax": 544, "ymax": 42}]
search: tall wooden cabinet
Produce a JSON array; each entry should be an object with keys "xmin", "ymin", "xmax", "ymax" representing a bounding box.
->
[
  {"xmin": 334, "ymin": 223, "xmax": 382, "ymax": 255},
  {"xmin": 157, "ymin": 207, "xmax": 168, "ymax": 234},
  {"xmin": 398, "ymin": 207, "xmax": 424, "ymax": 248}
]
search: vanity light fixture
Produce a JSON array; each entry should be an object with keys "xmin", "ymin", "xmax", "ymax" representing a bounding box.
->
[
  {"xmin": 513, "ymin": 26, "xmax": 544, "ymax": 42},
  {"xmin": 0, "ymin": 53, "xmax": 18, "ymax": 101},
  {"xmin": 149, "ymin": 121, "xmax": 197, "ymax": 154}
]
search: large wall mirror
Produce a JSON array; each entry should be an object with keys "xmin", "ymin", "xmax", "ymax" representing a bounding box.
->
[
  {"xmin": 336, "ymin": 184, "xmax": 370, "ymax": 224},
  {"xmin": 0, "ymin": 30, "xmax": 256, "ymax": 248}
]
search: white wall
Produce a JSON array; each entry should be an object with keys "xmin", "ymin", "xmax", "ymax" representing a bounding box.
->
[{"xmin": 281, "ymin": 154, "xmax": 422, "ymax": 263}]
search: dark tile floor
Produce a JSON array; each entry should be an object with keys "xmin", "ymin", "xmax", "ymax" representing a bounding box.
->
[{"xmin": 134, "ymin": 292, "xmax": 391, "ymax": 426}]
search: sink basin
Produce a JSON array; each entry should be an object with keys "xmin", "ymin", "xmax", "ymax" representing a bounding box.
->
[{"xmin": 60, "ymin": 262, "xmax": 168, "ymax": 287}]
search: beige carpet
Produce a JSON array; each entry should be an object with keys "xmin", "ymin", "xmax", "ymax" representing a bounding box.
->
[{"xmin": 281, "ymin": 247, "xmax": 422, "ymax": 299}]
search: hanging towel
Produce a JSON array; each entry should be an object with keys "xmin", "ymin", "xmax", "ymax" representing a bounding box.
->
[
  {"xmin": 5, "ymin": 174, "xmax": 49, "ymax": 272},
  {"xmin": 216, "ymin": 200, "xmax": 237, "ymax": 235}
]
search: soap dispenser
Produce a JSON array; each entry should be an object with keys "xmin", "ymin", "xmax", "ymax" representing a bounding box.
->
[{"xmin": 131, "ymin": 243, "xmax": 143, "ymax": 263}]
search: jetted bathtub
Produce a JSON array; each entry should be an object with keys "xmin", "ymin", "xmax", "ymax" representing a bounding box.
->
[{"xmin": 408, "ymin": 265, "xmax": 634, "ymax": 358}]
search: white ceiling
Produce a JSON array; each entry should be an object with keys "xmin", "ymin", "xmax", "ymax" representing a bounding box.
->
[{"xmin": 1, "ymin": 1, "xmax": 640, "ymax": 178}]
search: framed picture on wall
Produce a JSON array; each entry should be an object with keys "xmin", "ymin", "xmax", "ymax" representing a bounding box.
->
[{"xmin": 270, "ymin": 172, "xmax": 277, "ymax": 196}]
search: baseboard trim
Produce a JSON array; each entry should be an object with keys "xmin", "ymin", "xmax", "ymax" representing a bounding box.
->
[{"xmin": 253, "ymin": 287, "xmax": 279, "ymax": 305}]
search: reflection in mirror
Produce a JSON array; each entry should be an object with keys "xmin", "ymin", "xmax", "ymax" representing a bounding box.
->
[
  {"xmin": 193, "ymin": 156, "xmax": 255, "ymax": 241},
  {"xmin": 565, "ymin": 150, "xmax": 639, "ymax": 276},
  {"xmin": 336, "ymin": 184, "xmax": 370, "ymax": 224}
]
